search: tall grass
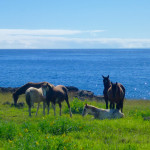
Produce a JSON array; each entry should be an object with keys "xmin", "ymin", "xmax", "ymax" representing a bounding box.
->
[{"xmin": 0, "ymin": 93, "xmax": 150, "ymax": 149}]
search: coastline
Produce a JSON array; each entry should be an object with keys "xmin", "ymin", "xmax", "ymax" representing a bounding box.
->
[{"xmin": 0, "ymin": 86, "xmax": 149, "ymax": 101}]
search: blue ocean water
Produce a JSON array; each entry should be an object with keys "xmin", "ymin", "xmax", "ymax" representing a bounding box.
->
[{"xmin": 0, "ymin": 49, "xmax": 150, "ymax": 99}]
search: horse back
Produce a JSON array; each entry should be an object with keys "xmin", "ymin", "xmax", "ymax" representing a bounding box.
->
[
  {"xmin": 54, "ymin": 85, "xmax": 68, "ymax": 99},
  {"xmin": 107, "ymin": 83, "xmax": 125, "ymax": 102}
]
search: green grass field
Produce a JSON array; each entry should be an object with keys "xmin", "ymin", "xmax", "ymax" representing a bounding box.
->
[{"xmin": 0, "ymin": 92, "xmax": 150, "ymax": 150}]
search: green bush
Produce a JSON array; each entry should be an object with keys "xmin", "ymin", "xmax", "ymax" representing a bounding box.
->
[{"xmin": 64, "ymin": 98, "xmax": 87, "ymax": 114}]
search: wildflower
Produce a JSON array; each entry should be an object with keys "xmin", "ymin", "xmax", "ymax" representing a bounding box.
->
[
  {"xmin": 24, "ymin": 128, "xmax": 28, "ymax": 133},
  {"xmin": 36, "ymin": 141, "xmax": 39, "ymax": 145},
  {"xmin": 19, "ymin": 132, "xmax": 22, "ymax": 137},
  {"xmin": 64, "ymin": 146, "xmax": 67, "ymax": 150},
  {"xmin": 45, "ymin": 135, "xmax": 49, "ymax": 139},
  {"xmin": 62, "ymin": 133, "xmax": 66, "ymax": 137},
  {"xmin": 50, "ymin": 121, "xmax": 54, "ymax": 126},
  {"xmin": 8, "ymin": 139, "xmax": 12, "ymax": 143}
]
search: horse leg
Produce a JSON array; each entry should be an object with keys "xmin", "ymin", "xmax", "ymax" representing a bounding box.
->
[
  {"xmin": 116, "ymin": 103, "xmax": 120, "ymax": 111},
  {"xmin": 52, "ymin": 103, "xmax": 56, "ymax": 116},
  {"xmin": 59, "ymin": 103, "xmax": 62, "ymax": 116},
  {"xmin": 36, "ymin": 103, "xmax": 40, "ymax": 116},
  {"xmin": 110, "ymin": 102, "xmax": 112, "ymax": 109},
  {"xmin": 120, "ymin": 100, "xmax": 123, "ymax": 113},
  {"xmin": 43, "ymin": 102, "xmax": 45, "ymax": 115},
  {"xmin": 65, "ymin": 96, "xmax": 72, "ymax": 117},
  {"xmin": 112, "ymin": 103, "xmax": 115, "ymax": 109},
  {"xmin": 105, "ymin": 99, "xmax": 108, "ymax": 109},
  {"xmin": 47, "ymin": 102, "xmax": 50, "ymax": 115},
  {"xmin": 29, "ymin": 106, "xmax": 31, "ymax": 116}
]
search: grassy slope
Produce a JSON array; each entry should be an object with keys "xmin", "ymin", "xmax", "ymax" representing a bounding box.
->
[{"xmin": 0, "ymin": 93, "xmax": 150, "ymax": 150}]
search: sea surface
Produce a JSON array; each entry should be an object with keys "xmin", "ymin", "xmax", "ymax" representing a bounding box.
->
[{"xmin": 0, "ymin": 49, "xmax": 150, "ymax": 99}]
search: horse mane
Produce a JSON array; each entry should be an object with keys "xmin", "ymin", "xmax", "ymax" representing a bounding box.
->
[{"xmin": 13, "ymin": 82, "xmax": 49, "ymax": 95}]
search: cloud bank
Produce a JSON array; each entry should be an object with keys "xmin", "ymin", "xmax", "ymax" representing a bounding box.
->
[{"xmin": 0, "ymin": 29, "xmax": 150, "ymax": 49}]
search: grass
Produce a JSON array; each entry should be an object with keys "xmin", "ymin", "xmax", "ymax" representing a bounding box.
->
[{"xmin": 0, "ymin": 92, "xmax": 150, "ymax": 150}]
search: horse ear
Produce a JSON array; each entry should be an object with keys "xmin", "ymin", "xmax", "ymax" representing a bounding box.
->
[
  {"xmin": 107, "ymin": 75, "xmax": 109, "ymax": 78},
  {"xmin": 102, "ymin": 75, "xmax": 104, "ymax": 78},
  {"xmin": 116, "ymin": 82, "xmax": 118, "ymax": 85}
]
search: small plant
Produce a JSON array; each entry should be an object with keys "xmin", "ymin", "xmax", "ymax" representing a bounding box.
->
[
  {"xmin": 64, "ymin": 98, "xmax": 87, "ymax": 114},
  {"xmin": 0, "ymin": 121, "xmax": 18, "ymax": 140}
]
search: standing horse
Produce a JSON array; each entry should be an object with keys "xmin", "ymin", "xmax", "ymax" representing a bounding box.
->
[
  {"xmin": 13, "ymin": 82, "xmax": 53, "ymax": 105},
  {"xmin": 107, "ymin": 82, "xmax": 125, "ymax": 112},
  {"xmin": 25, "ymin": 87, "xmax": 47, "ymax": 116},
  {"xmin": 41, "ymin": 83, "xmax": 72, "ymax": 117},
  {"xmin": 102, "ymin": 75, "xmax": 111, "ymax": 109},
  {"xmin": 82, "ymin": 104, "xmax": 124, "ymax": 120}
]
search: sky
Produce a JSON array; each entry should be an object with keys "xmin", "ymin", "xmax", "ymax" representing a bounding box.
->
[{"xmin": 0, "ymin": 0, "xmax": 150, "ymax": 49}]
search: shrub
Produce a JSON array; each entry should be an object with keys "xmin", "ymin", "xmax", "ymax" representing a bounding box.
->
[{"xmin": 64, "ymin": 98, "xmax": 86, "ymax": 114}]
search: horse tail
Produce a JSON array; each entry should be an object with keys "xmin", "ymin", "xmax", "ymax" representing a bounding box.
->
[
  {"xmin": 120, "ymin": 84, "xmax": 125, "ymax": 98},
  {"xmin": 26, "ymin": 92, "xmax": 31, "ymax": 108},
  {"xmin": 62, "ymin": 86, "xmax": 68, "ymax": 97}
]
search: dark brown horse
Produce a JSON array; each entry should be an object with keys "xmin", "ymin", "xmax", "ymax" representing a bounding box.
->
[
  {"xmin": 41, "ymin": 83, "xmax": 72, "ymax": 117},
  {"xmin": 13, "ymin": 82, "xmax": 53, "ymax": 105},
  {"xmin": 102, "ymin": 75, "xmax": 111, "ymax": 109},
  {"xmin": 107, "ymin": 82, "xmax": 125, "ymax": 112}
]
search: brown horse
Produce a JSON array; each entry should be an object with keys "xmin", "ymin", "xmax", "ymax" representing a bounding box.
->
[
  {"xmin": 13, "ymin": 82, "xmax": 53, "ymax": 105},
  {"xmin": 107, "ymin": 82, "xmax": 125, "ymax": 112},
  {"xmin": 41, "ymin": 83, "xmax": 72, "ymax": 117},
  {"xmin": 102, "ymin": 75, "xmax": 111, "ymax": 109}
]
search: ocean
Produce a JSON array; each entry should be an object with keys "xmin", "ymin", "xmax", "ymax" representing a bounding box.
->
[{"xmin": 0, "ymin": 49, "xmax": 150, "ymax": 99}]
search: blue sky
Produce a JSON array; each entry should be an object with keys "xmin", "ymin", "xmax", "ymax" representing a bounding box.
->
[{"xmin": 0, "ymin": 0, "xmax": 150, "ymax": 49}]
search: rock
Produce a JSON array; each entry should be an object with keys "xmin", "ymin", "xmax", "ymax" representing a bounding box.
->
[
  {"xmin": 0, "ymin": 87, "xmax": 18, "ymax": 93},
  {"xmin": 66, "ymin": 86, "xmax": 79, "ymax": 92},
  {"xmin": 78, "ymin": 90, "xmax": 94, "ymax": 98},
  {"xmin": 0, "ymin": 86, "xmax": 104, "ymax": 101}
]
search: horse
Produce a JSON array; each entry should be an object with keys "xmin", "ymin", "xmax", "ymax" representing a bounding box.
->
[
  {"xmin": 82, "ymin": 104, "xmax": 124, "ymax": 120},
  {"xmin": 102, "ymin": 75, "xmax": 111, "ymax": 109},
  {"xmin": 107, "ymin": 82, "xmax": 125, "ymax": 112},
  {"xmin": 25, "ymin": 87, "xmax": 47, "ymax": 116},
  {"xmin": 12, "ymin": 82, "xmax": 53, "ymax": 105},
  {"xmin": 41, "ymin": 83, "xmax": 72, "ymax": 117}
]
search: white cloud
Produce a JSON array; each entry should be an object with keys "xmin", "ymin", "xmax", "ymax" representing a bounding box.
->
[
  {"xmin": 0, "ymin": 29, "xmax": 104, "ymax": 36},
  {"xmin": 0, "ymin": 29, "xmax": 150, "ymax": 49}
]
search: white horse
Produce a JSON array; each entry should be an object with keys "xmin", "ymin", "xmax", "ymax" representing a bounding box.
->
[
  {"xmin": 25, "ymin": 87, "xmax": 47, "ymax": 116},
  {"xmin": 82, "ymin": 104, "xmax": 124, "ymax": 120}
]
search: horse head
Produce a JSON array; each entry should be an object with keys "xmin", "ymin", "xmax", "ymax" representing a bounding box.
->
[
  {"xmin": 102, "ymin": 75, "xmax": 111, "ymax": 89},
  {"xmin": 111, "ymin": 82, "xmax": 118, "ymax": 98},
  {"xmin": 12, "ymin": 92, "xmax": 18, "ymax": 106},
  {"xmin": 41, "ymin": 83, "xmax": 53, "ymax": 99},
  {"xmin": 82, "ymin": 104, "xmax": 88, "ymax": 116}
]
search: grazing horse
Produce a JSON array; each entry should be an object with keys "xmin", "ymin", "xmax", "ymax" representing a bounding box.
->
[
  {"xmin": 102, "ymin": 75, "xmax": 111, "ymax": 109},
  {"xmin": 107, "ymin": 82, "xmax": 125, "ymax": 112},
  {"xmin": 82, "ymin": 104, "xmax": 124, "ymax": 120},
  {"xmin": 25, "ymin": 87, "xmax": 47, "ymax": 116},
  {"xmin": 13, "ymin": 82, "xmax": 53, "ymax": 105},
  {"xmin": 41, "ymin": 83, "xmax": 72, "ymax": 117}
]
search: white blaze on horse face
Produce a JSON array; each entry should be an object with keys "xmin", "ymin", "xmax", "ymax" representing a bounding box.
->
[
  {"xmin": 82, "ymin": 107, "xmax": 89, "ymax": 116},
  {"xmin": 42, "ymin": 87, "xmax": 47, "ymax": 98}
]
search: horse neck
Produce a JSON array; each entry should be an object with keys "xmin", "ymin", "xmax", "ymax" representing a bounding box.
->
[{"xmin": 104, "ymin": 82, "xmax": 111, "ymax": 90}]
